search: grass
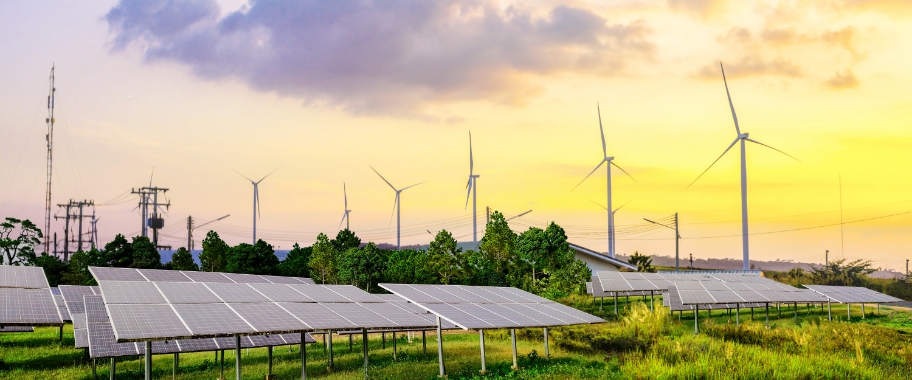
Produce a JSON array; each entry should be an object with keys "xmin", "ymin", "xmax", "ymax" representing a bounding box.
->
[{"xmin": 3, "ymin": 295, "xmax": 912, "ymax": 379}]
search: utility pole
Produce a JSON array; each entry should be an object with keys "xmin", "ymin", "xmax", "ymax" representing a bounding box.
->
[
  {"xmin": 826, "ymin": 250, "xmax": 829, "ymax": 266},
  {"xmin": 44, "ymin": 65, "xmax": 56, "ymax": 255},
  {"xmin": 54, "ymin": 202, "xmax": 73, "ymax": 261},
  {"xmin": 131, "ymin": 186, "xmax": 170, "ymax": 249},
  {"xmin": 643, "ymin": 213, "xmax": 681, "ymax": 272},
  {"xmin": 689, "ymin": 253, "xmax": 693, "ymax": 270},
  {"xmin": 187, "ymin": 216, "xmax": 193, "ymax": 251},
  {"xmin": 55, "ymin": 200, "xmax": 94, "ymax": 260},
  {"xmin": 486, "ymin": 206, "xmax": 491, "ymax": 224}
]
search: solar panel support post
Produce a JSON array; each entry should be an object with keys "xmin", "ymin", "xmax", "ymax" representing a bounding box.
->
[
  {"xmin": 422, "ymin": 331, "xmax": 426, "ymax": 355},
  {"xmin": 92, "ymin": 358, "xmax": 97, "ymax": 380},
  {"xmin": 735, "ymin": 305, "xmax": 740, "ymax": 326},
  {"xmin": 510, "ymin": 329, "xmax": 518, "ymax": 370},
  {"xmin": 543, "ymin": 327, "xmax": 549, "ymax": 360},
  {"xmin": 847, "ymin": 303, "xmax": 851, "ymax": 320},
  {"xmin": 220, "ymin": 350, "xmax": 225, "ymax": 380},
  {"xmin": 765, "ymin": 303, "xmax": 769, "ymax": 329},
  {"xmin": 392, "ymin": 332, "xmax": 397, "ymax": 361},
  {"xmin": 59, "ymin": 325, "xmax": 63, "ymax": 341},
  {"xmin": 350, "ymin": 334, "xmax": 353, "ymax": 352},
  {"xmin": 110, "ymin": 357, "xmax": 115, "ymax": 380},
  {"xmin": 827, "ymin": 301, "xmax": 831, "ymax": 321},
  {"xmin": 173, "ymin": 353, "xmax": 178, "ymax": 380},
  {"xmin": 144, "ymin": 341, "xmax": 152, "ymax": 380},
  {"xmin": 694, "ymin": 305, "xmax": 699, "ymax": 334},
  {"xmin": 267, "ymin": 346, "xmax": 273, "ymax": 379},
  {"xmin": 361, "ymin": 329, "xmax": 368, "ymax": 380},
  {"xmin": 381, "ymin": 332, "xmax": 385, "ymax": 349},
  {"xmin": 861, "ymin": 303, "xmax": 865, "ymax": 319},
  {"xmin": 613, "ymin": 294, "xmax": 618, "ymax": 316},
  {"xmin": 328, "ymin": 331, "xmax": 334, "ymax": 370},
  {"xmin": 235, "ymin": 335, "xmax": 241, "ymax": 380},
  {"xmin": 436, "ymin": 316, "xmax": 445, "ymax": 378},
  {"xmin": 301, "ymin": 332, "xmax": 307, "ymax": 380},
  {"xmin": 478, "ymin": 329, "xmax": 487, "ymax": 375},
  {"xmin": 650, "ymin": 291, "xmax": 654, "ymax": 312}
]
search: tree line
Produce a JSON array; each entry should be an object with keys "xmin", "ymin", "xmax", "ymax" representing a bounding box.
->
[{"xmin": 3, "ymin": 212, "xmax": 591, "ymax": 299}]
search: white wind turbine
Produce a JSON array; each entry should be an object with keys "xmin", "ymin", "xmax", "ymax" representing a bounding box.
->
[
  {"xmin": 589, "ymin": 198, "xmax": 634, "ymax": 255},
  {"xmin": 687, "ymin": 63, "xmax": 800, "ymax": 270},
  {"xmin": 371, "ymin": 166, "xmax": 424, "ymax": 250},
  {"xmin": 572, "ymin": 104, "xmax": 636, "ymax": 257},
  {"xmin": 236, "ymin": 168, "xmax": 279, "ymax": 245},
  {"xmin": 338, "ymin": 183, "xmax": 352, "ymax": 230},
  {"xmin": 464, "ymin": 131, "xmax": 480, "ymax": 242}
]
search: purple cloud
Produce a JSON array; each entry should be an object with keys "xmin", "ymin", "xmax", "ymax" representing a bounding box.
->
[{"xmin": 105, "ymin": 0, "xmax": 654, "ymax": 119}]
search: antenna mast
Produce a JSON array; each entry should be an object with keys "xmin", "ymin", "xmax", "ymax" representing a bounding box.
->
[{"xmin": 44, "ymin": 65, "xmax": 56, "ymax": 255}]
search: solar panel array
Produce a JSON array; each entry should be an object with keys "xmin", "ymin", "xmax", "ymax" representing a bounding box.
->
[
  {"xmin": 591, "ymin": 274, "xmax": 655, "ymax": 297},
  {"xmin": 379, "ymin": 284, "xmax": 604, "ymax": 330},
  {"xmin": 83, "ymin": 295, "xmax": 315, "ymax": 358},
  {"xmin": 595, "ymin": 271, "xmax": 714, "ymax": 293},
  {"xmin": 0, "ymin": 266, "xmax": 63, "ymax": 326},
  {"xmin": 92, "ymin": 268, "xmax": 435, "ymax": 342},
  {"xmin": 665, "ymin": 286, "xmax": 765, "ymax": 311},
  {"xmin": 803, "ymin": 285, "xmax": 904, "ymax": 304},
  {"xmin": 673, "ymin": 280, "xmax": 828, "ymax": 305},
  {"xmin": 89, "ymin": 267, "xmax": 315, "ymax": 285}
]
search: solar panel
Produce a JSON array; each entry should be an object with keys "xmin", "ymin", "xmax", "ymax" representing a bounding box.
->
[
  {"xmin": 361, "ymin": 302, "xmax": 438, "ymax": 328},
  {"xmin": 325, "ymin": 285, "xmax": 385, "ymax": 303},
  {"xmin": 73, "ymin": 313, "xmax": 89, "ymax": 348},
  {"xmin": 509, "ymin": 304, "xmax": 567, "ymax": 326},
  {"xmin": 0, "ymin": 288, "xmax": 63, "ymax": 325},
  {"xmin": 277, "ymin": 302, "xmax": 357, "ymax": 330},
  {"xmin": 172, "ymin": 303, "xmax": 256, "ymax": 336},
  {"xmin": 0, "ymin": 325, "xmax": 34, "ymax": 332},
  {"xmin": 247, "ymin": 283, "xmax": 312, "ymax": 302},
  {"xmin": 462, "ymin": 287, "xmax": 513, "ymax": 303},
  {"xmin": 379, "ymin": 284, "xmax": 444, "ymax": 303},
  {"xmin": 52, "ymin": 293, "xmax": 70, "ymax": 321},
  {"xmin": 287, "ymin": 284, "xmax": 350, "ymax": 303},
  {"xmin": 98, "ymin": 281, "xmax": 167, "ymax": 304},
  {"xmin": 181, "ymin": 271, "xmax": 234, "ymax": 283},
  {"xmin": 260, "ymin": 275, "xmax": 307, "ymax": 285},
  {"xmin": 59, "ymin": 285, "xmax": 99, "ymax": 315},
  {"xmin": 450, "ymin": 304, "xmax": 518, "ymax": 327},
  {"xmin": 107, "ymin": 304, "xmax": 190, "ymax": 341},
  {"xmin": 321, "ymin": 303, "xmax": 397, "ymax": 328},
  {"xmin": 436, "ymin": 286, "xmax": 493, "ymax": 303},
  {"xmin": 222, "ymin": 273, "xmax": 272, "ymax": 284},
  {"xmin": 803, "ymin": 285, "xmax": 903, "ymax": 304},
  {"xmin": 0, "ymin": 265, "xmax": 49, "ymax": 288},
  {"xmin": 89, "ymin": 267, "xmax": 147, "ymax": 282},
  {"xmin": 204, "ymin": 283, "xmax": 270, "ymax": 303},
  {"xmin": 154, "ymin": 282, "xmax": 222, "ymax": 304},
  {"xmin": 137, "ymin": 269, "xmax": 192, "ymax": 282},
  {"xmin": 228, "ymin": 302, "xmax": 303, "ymax": 332},
  {"xmin": 418, "ymin": 303, "xmax": 491, "ymax": 329},
  {"xmin": 295, "ymin": 278, "xmax": 316, "ymax": 285}
]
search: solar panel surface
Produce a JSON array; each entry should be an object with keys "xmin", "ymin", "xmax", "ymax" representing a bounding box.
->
[{"xmin": 803, "ymin": 285, "xmax": 904, "ymax": 304}]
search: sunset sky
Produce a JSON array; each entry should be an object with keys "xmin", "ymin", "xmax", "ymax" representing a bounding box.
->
[{"xmin": 2, "ymin": 0, "xmax": 912, "ymax": 272}]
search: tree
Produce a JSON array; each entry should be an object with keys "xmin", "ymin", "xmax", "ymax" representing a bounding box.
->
[
  {"xmin": 29, "ymin": 253, "xmax": 68, "ymax": 287},
  {"xmin": 427, "ymin": 230, "xmax": 464, "ymax": 285},
  {"xmin": 386, "ymin": 249, "xmax": 434, "ymax": 284},
  {"xmin": 337, "ymin": 243, "xmax": 387, "ymax": 292},
  {"xmin": 810, "ymin": 258, "xmax": 877, "ymax": 286},
  {"xmin": 516, "ymin": 222, "xmax": 577, "ymax": 293},
  {"xmin": 629, "ymin": 251, "xmax": 655, "ymax": 273},
  {"xmin": 103, "ymin": 234, "xmax": 133, "ymax": 267},
  {"xmin": 278, "ymin": 243, "xmax": 312, "ymax": 278},
  {"xmin": 130, "ymin": 236, "xmax": 161, "ymax": 269},
  {"xmin": 199, "ymin": 231, "xmax": 229, "ymax": 272},
  {"xmin": 332, "ymin": 229, "xmax": 361, "ymax": 253},
  {"xmin": 62, "ymin": 248, "xmax": 103, "ymax": 286},
  {"xmin": 479, "ymin": 211, "xmax": 517, "ymax": 267},
  {"xmin": 1, "ymin": 217, "xmax": 43, "ymax": 266},
  {"xmin": 788, "ymin": 267, "xmax": 805, "ymax": 280},
  {"xmin": 226, "ymin": 239, "xmax": 280, "ymax": 275},
  {"xmin": 309, "ymin": 233, "xmax": 336, "ymax": 284},
  {"xmin": 169, "ymin": 247, "xmax": 199, "ymax": 271}
]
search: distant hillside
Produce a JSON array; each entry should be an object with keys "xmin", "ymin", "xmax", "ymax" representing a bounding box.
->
[{"xmin": 614, "ymin": 253, "xmax": 905, "ymax": 279}]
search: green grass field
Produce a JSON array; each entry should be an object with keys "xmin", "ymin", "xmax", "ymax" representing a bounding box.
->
[{"xmin": 3, "ymin": 295, "xmax": 912, "ymax": 379}]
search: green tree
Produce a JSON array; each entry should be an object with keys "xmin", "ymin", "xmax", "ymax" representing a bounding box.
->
[
  {"xmin": 226, "ymin": 239, "xmax": 280, "ymax": 275},
  {"xmin": 386, "ymin": 249, "xmax": 435, "ymax": 284},
  {"xmin": 199, "ymin": 231, "xmax": 230, "ymax": 272},
  {"xmin": 169, "ymin": 247, "xmax": 199, "ymax": 271},
  {"xmin": 516, "ymin": 222, "xmax": 577, "ymax": 293},
  {"xmin": 103, "ymin": 234, "xmax": 133, "ymax": 267},
  {"xmin": 29, "ymin": 252, "xmax": 68, "ymax": 287},
  {"xmin": 810, "ymin": 258, "xmax": 877, "ymax": 286},
  {"xmin": 337, "ymin": 243, "xmax": 387, "ymax": 292},
  {"xmin": 130, "ymin": 236, "xmax": 161, "ymax": 269},
  {"xmin": 309, "ymin": 233, "xmax": 336, "ymax": 284},
  {"xmin": 629, "ymin": 251, "xmax": 655, "ymax": 273},
  {"xmin": 788, "ymin": 267, "xmax": 805, "ymax": 280},
  {"xmin": 1, "ymin": 217, "xmax": 43, "ymax": 266},
  {"xmin": 62, "ymin": 248, "xmax": 103, "ymax": 285},
  {"xmin": 332, "ymin": 229, "xmax": 361, "ymax": 253},
  {"xmin": 427, "ymin": 230, "xmax": 464, "ymax": 285},
  {"xmin": 278, "ymin": 243, "xmax": 312, "ymax": 278},
  {"xmin": 479, "ymin": 211, "xmax": 517, "ymax": 267}
]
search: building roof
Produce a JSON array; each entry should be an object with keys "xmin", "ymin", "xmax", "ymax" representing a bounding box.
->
[{"xmin": 568, "ymin": 243, "xmax": 638, "ymax": 271}]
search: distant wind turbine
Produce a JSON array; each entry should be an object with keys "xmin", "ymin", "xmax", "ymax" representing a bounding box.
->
[
  {"xmin": 572, "ymin": 104, "xmax": 636, "ymax": 257},
  {"xmin": 371, "ymin": 166, "xmax": 424, "ymax": 250},
  {"xmin": 339, "ymin": 183, "xmax": 352, "ymax": 230},
  {"xmin": 236, "ymin": 168, "xmax": 280, "ymax": 245},
  {"xmin": 464, "ymin": 131, "xmax": 480, "ymax": 242},
  {"xmin": 589, "ymin": 198, "xmax": 633, "ymax": 255},
  {"xmin": 686, "ymin": 63, "xmax": 800, "ymax": 270}
]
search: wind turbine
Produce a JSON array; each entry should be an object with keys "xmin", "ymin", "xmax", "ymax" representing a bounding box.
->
[
  {"xmin": 371, "ymin": 166, "xmax": 423, "ymax": 250},
  {"xmin": 338, "ymin": 183, "xmax": 352, "ymax": 230},
  {"xmin": 236, "ymin": 168, "xmax": 279, "ymax": 245},
  {"xmin": 686, "ymin": 63, "xmax": 800, "ymax": 270},
  {"xmin": 572, "ymin": 104, "xmax": 636, "ymax": 258},
  {"xmin": 464, "ymin": 131, "xmax": 480, "ymax": 242},
  {"xmin": 589, "ymin": 198, "xmax": 633, "ymax": 256}
]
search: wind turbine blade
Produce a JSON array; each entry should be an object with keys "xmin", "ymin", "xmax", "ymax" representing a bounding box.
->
[
  {"xmin": 400, "ymin": 182, "xmax": 425, "ymax": 191},
  {"xmin": 465, "ymin": 177, "xmax": 472, "ymax": 189},
  {"xmin": 343, "ymin": 183, "xmax": 348, "ymax": 209},
  {"xmin": 234, "ymin": 169, "xmax": 255, "ymax": 183},
  {"xmin": 149, "ymin": 167, "xmax": 154, "ymax": 187},
  {"xmin": 587, "ymin": 199, "xmax": 608, "ymax": 211},
  {"xmin": 686, "ymin": 137, "xmax": 739, "ymax": 189},
  {"xmin": 721, "ymin": 63, "xmax": 741, "ymax": 135},
  {"xmin": 464, "ymin": 179, "xmax": 473, "ymax": 210},
  {"xmin": 610, "ymin": 161, "xmax": 638, "ymax": 184},
  {"xmin": 614, "ymin": 197, "xmax": 635, "ymax": 212},
  {"xmin": 256, "ymin": 167, "xmax": 281, "ymax": 183},
  {"xmin": 745, "ymin": 138, "xmax": 802, "ymax": 163},
  {"xmin": 469, "ymin": 131, "xmax": 474, "ymax": 175},
  {"xmin": 338, "ymin": 212, "xmax": 347, "ymax": 230},
  {"xmin": 570, "ymin": 160, "xmax": 606, "ymax": 192},
  {"xmin": 389, "ymin": 194, "xmax": 399, "ymax": 226},
  {"xmin": 370, "ymin": 166, "xmax": 397, "ymax": 191},
  {"xmin": 597, "ymin": 103, "xmax": 607, "ymax": 157}
]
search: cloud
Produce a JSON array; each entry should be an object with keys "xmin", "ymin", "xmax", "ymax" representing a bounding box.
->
[
  {"xmin": 697, "ymin": 55, "xmax": 802, "ymax": 79},
  {"xmin": 105, "ymin": 0, "xmax": 654, "ymax": 119},
  {"xmin": 825, "ymin": 69, "xmax": 860, "ymax": 89},
  {"xmin": 666, "ymin": 0, "xmax": 726, "ymax": 17}
]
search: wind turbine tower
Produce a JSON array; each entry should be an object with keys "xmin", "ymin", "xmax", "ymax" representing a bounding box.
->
[
  {"xmin": 687, "ymin": 63, "xmax": 800, "ymax": 270},
  {"xmin": 464, "ymin": 132, "xmax": 480, "ymax": 242},
  {"xmin": 236, "ymin": 169, "xmax": 279, "ymax": 245},
  {"xmin": 371, "ymin": 166, "xmax": 423, "ymax": 250},
  {"xmin": 572, "ymin": 104, "xmax": 636, "ymax": 257}
]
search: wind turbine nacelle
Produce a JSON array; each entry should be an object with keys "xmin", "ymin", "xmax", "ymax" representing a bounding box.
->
[
  {"xmin": 739, "ymin": 133, "xmax": 749, "ymax": 138},
  {"xmin": 147, "ymin": 218, "xmax": 164, "ymax": 229}
]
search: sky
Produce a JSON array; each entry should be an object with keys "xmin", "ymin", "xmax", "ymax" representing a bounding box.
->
[{"xmin": 2, "ymin": 0, "xmax": 912, "ymax": 272}]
